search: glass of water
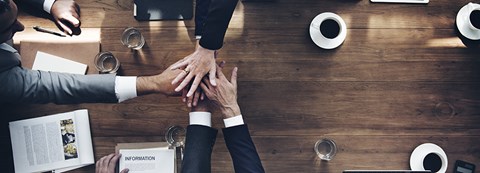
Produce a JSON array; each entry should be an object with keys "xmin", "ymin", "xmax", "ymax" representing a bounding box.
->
[
  {"xmin": 165, "ymin": 125, "xmax": 186, "ymax": 160},
  {"xmin": 121, "ymin": 27, "xmax": 145, "ymax": 50},
  {"xmin": 314, "ymin": 138, "xmax": 337, "ymax": 161},
  {"xmin": 94, "ymin": 51, "xmax": 120, "ymax": 74}
]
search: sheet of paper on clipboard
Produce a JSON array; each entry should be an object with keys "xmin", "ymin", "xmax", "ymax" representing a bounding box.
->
[{"xmin": 133, "ymin": 0, "xmax": 193, "ymax": 21}]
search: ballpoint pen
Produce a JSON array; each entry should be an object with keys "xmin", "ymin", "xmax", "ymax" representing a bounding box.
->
[{"xmin": 33, "ymin": 26, "xmax": 67, "ymax": 37}]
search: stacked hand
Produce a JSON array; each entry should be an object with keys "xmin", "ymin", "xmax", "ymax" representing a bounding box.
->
[
  {"xmin": 171, "ymin": 45, "xmax": 217, "ymax": 101},
  {"xmin": 200, "ymin": 65, "xmax": 240, "ymax": 118}
]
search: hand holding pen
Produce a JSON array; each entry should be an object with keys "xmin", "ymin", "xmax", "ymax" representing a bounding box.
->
[
  {"xmin": 33, "ymin": 26, "xmax": 67, "ymax": 37},
  {"xmin": 50, "ymin": 0, "xmax": 81, "ymax": 35}
]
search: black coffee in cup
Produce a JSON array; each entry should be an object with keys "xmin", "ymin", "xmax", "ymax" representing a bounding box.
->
[
  {"xmin": 471, "ymin": 10, "xmax": 480, "ymax": 29},
  {"xmin": 423, "ymin": 153, "xmax": 442, "ymax": 172},
  {"xmin": 320, "ymin": 19, "xmax": 340, "ymax": 39}
]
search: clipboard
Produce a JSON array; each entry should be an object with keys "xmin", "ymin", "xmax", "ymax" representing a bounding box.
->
[{"xmin": 134, "ymin": 0, "xmax": 193, "ymax": 21}]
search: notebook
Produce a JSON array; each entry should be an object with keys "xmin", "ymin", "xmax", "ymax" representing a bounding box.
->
[{"xmin": 134, "ymin": 0, "xmax": 193, "ymax": 21}]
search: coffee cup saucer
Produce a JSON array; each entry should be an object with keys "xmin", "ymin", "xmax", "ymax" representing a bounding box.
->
[
  {"xmin": 456, "ymin": 3, "xmax": 480, "ymax": 40},
  {"xmin": 410, "ymin": 143, "xmax": 448, "ymax": 173},
  {"xmin": 309, "ymin": 12, "xmax": 347, "ymax": 49}
]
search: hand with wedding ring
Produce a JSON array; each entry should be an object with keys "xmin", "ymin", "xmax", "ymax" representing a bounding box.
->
[{"xmin": 170, "ymin": 45, "xmax": 217, "ymax": 100}]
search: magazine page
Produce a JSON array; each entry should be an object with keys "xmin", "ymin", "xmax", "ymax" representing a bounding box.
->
[
  {"xmin": 9, "ymin": 109, "xmax": 94, "ymax": 173},
  {"xmin": 119, "ymin": 147, "xmax": 175, "ymax": 173},
  {"xmin": 55, "ymin": 110, "xmax": 94, "ymax": 173}
]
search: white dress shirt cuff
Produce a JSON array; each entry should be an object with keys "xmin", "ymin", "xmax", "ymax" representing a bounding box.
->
[
  {"xmin": 189, "ymin": 112, "xmax": 211, "ymax": 127},
  {"xmin": 115, "ymin": 76, "xmax": 137, "ymax": 103},
  {"xmin": 43, "ymin": 0, "xmax": 56, "ymax": 13},
  {"xmin": 223, "ymin": 115, "xmax": 244, "ymax": 128}
]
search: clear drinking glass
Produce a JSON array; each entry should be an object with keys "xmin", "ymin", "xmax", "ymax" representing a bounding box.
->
[
  {"xmin": 314, "ymin": 138, "xmax": 337, "ymax": 161},
  {"xmin": 165, "ymin": 125, "xmax": 186, "ymax": 160},
  {"xmin": 121, "ymin": 27, "xmax": 145, "ymax": 50},
  {"xmin": 94, "ymin": 51, "xmax": 120, "ymax": 74}
]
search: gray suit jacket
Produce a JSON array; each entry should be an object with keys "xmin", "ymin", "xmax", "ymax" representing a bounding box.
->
[{"xmin": 0, "ymin": 46, "xmax": 118, "ymax": 104}]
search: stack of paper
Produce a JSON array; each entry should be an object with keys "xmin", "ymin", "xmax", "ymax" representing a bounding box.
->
[{"xmin": 116, "ymin": 142, "xmax": 176, "ymax": 173}]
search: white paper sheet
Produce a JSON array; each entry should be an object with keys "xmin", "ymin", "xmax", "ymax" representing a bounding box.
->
[{"xmin": 32, "ymin": 51, "xmax": 87, "ymax": 75}]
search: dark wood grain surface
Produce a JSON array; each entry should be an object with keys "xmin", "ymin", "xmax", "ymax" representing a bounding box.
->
[{"xmin": 1, "ymin": 0, "xmax": 480, "ymax": 172}]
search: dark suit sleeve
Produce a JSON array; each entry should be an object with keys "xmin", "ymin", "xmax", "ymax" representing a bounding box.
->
[
  {"xmin": 181, "ymin": 125, "xmax": 218, "ymax": 173},
  {"xmin": 16, "ymin": 0, "xmax": 46, "ymax": 11},
  {"xmin": 199, "ymin": 0, "xmax": 238, "ymax": 50},
  {"xmin": 195, "ymin": 0, "xmax": 211, "ymax": 37},
  {"xmin": 223, "ymin": 124, "xmax": 265, "ymax": 173}
]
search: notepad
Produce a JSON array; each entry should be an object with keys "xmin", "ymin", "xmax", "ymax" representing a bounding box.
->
[
  {"xmin": 116, "ymin": 142, "xmax": 176, "ymax": 173},
  {"xmin": 32, "ymin": 51, "xmax": 87, "ymax": 75}
]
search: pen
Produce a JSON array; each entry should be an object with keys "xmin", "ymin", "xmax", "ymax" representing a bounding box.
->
[{"xmin": 33, "ymin": 26, "xmax": 67, "ymax": 37}]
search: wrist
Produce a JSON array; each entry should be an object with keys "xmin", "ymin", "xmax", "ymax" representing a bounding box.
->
[
  {"xmin": 136, "ymin": 75, "xmax": 168, "ymax": 96},
  {"xmin": 221, "ymin": 104, "xmax": 241, "ymax": 119},
  {"xmin": 198, "ymin": 45, "xmax": 216, "ymax": 53}
]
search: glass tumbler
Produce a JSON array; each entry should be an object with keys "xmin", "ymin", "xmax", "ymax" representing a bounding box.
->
[
  {"xmin": 94, "ymin": 51, "xmax": 119, "ymax": 74},
  {"xmin": 314, "ymin": 138, "xmax": 337, "ymax": 161},
  {"xmin": 121, "ymin": 27, "xmax": 145, "ymax": 50}
]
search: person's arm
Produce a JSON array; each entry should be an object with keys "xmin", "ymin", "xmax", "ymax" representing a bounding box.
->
[
  {"xmin": 200, "ymin": 66, "xmax": 265, "ymax": 173},
  {"xmin": 0, "ymin": 63, "xmax": 182, "ymax": 104},
  {"xmin": 181, "ymin": 100, "xmax": 217, "ymax": 173},
  {"xmin": 108, "ymin": 67, "xmax": 184, "ymax": 103},
  {"xmin": 0, "ymin": 66, "xmax": 118, "ymax": 104},
  {"xmin": 198, "ymin": 0, "xmax": 238, "ymax": 50},
  {"xmin": 222, "ymin": 124, "xmax": 264, "ymax": 173},
  {"xmin": 170, "ymin": 0, "xmax": 239, "ymax": 99},
  {"xmin": 194, "ymin": 0, "xmax": 211, "ymax": 40}
]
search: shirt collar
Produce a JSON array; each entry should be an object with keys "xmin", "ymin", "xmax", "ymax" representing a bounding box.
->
[{"xmin": 0, "ymin": 42, "xmax": 18, "ymax": 53}]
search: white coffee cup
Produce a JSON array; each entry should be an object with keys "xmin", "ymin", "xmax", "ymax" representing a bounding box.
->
[
  {"xmin": 410, "ymin": 143, "xmax": 448, "ymax": 173},
  {"xmin": 309, "ymin": 12, "xmax": 347, "ymax": 49},
  {"xmin": 465, "ymin": 3, "xmax": 480, "ymax": 30},
  {"xmin": 421, "ymin": 152, "xmax": 447, "ymax": 173}
]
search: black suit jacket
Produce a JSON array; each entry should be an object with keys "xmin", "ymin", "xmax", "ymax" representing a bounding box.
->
[
  {"xmin": 181, "ymin": 125, "xmax": 218, "ymax": 173},
  {"xmin": 16, "ymin": 0, "xmax": 46, "ymax": 11},
  {"xmin": 223, "ymin": 125, "xmax": 265, "ymax": 173},
  {"xmin": 196, "ymin": 0, "xmax": 238, "ymax": 50},
  {"xmin": 181, "ymin": 124, "xmax": 265, "ymax": 173}
]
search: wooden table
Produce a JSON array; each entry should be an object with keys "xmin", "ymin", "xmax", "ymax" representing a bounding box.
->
[{"xmin": 1, "ymin": 0, "xmax": 479, "ymax": 172}]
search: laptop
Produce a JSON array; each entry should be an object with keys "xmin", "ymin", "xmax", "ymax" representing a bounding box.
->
[
  {"xmin": 344, "ymin": 170, "xmax": 431, "ymax": 173},
  {"xmin": 133, "ymin": 0, "xmax": 193, "ymax": 21}
]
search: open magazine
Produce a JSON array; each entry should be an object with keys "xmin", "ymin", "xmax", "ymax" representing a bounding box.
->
[{"xmin": 9, "ymin": 109, "xmax": 94, "ymax": 173}]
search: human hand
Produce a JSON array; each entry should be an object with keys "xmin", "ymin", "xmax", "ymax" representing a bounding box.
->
[
  {"xmin": 95, "ymin": 153, "xmax": 128, "ymax": 173},
  {"xmin": 182, "ymin": 87, "xmax": 204, "ymax": 108},
  {"xmin": 170, "ymin": 45, "xmax": 216, "ymax": 98},
  {"xmin": 183, "ymin": 61, "xmax": 225, "ymax": 107},
  {"xmin": 200, "ymin": 66, "xmax": 240, "ymax": 119},
  {"xmin": 50, "ymin": 0, "xmax": 80, "ymax": 35},
  {"xmin": 190, "ymin": 96, "xmax": 209, "ymax": 112},
  {"xmin": 136, "ymin": 67, "xmax": 183, "ymax": 96}
]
